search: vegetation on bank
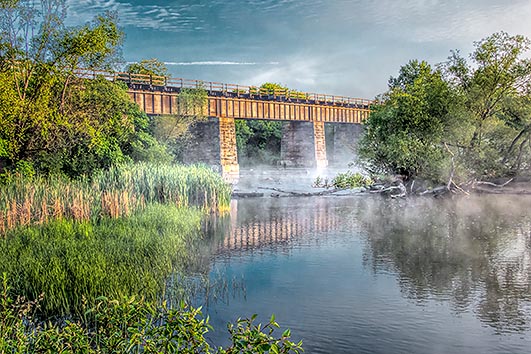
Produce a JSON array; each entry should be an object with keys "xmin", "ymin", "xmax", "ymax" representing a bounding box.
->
[
  {"xmin": 313, "ymin": 171, "xmax": 373, "ymax": 189},
  {"xmin": 359, "ymin": 32, "xmax": 531, "ymax": 187},
  {"xmin": 0, "ymin": 1, "xmax": 304, "ymax": 351},
  {"xmin": 0, "ymin": 204, "xmax": 204, "ymax": 316},
  {"xmin": 1, "ymin": 280, "xmax": 303, "ymax": 353},
  {"xmin": 0, "ymin": 163, "xmax": 231, "ymax": 234}
]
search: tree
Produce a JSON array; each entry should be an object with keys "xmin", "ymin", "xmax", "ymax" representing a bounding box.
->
[
  {"xmin": 125, "ymin": 58, "xmax": 168, "ymax": 85},
  {"xmin": 360, "ymin": 32, "xmax": 531, "ymax": 184},
  {"xmin": 235, "ymin": 83, "xmax": 286, "ymax": 166},
  {"xmin": 125, "ymin": 58, "xmax": 168, "ymax": 77},
  {"xmin": 0, "ymin": 0, "xmax": 170, "ymax": 177},
  {"xmin": 359, "ymin": 60, "xmax": 454, "ymax": 181},
  {"xmin": 443, "ymin": 32, "xmax": 531, "ymax": 177}
]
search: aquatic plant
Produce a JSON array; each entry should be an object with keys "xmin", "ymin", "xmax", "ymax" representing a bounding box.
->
[
  {"xmin": 0, "ymin": 163, "xmax": 232, "ymax": 235},
  {"xmin": 0, "ymin": 277, "xmax": 303, "ymax": 353},
  {"xmin": 0, "ymin": 204, "xmax": 204, "ymax": 316}
]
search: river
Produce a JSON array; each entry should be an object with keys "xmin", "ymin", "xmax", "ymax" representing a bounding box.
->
[{"xmin": 199, "ymin": 195, "xmax": 531, "ymax": 353}]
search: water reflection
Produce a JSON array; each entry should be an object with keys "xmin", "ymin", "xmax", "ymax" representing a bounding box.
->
[
  {"xmin": 213, "ymin": 198, "xmax": 345, "ymax": 254},
  {"xmin": 358, "ymin": 196, "xmax": 531, "ymax": 333},
  {"xmin": 208, "ymin": 196, "xmax": 531, "ymax": 334}
]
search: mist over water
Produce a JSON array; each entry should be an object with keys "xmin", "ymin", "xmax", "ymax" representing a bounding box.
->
[{"xmin": 200, "ymin": 195, "xmax": 531, "ymax": 353}]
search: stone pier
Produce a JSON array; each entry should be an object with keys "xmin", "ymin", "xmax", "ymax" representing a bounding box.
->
[
  {"xmin": 218, "ymin": 117, "xmax": 239, "ymax": 182},
  {"xmin": 280, "ymin": 121, "xmax": 328, "ymax": 168},
  {"xmin": 330, "ymin": 123, "xmax": 363, "ymax": 166},
  {"xmin": 181, "ymin": 117, "xmax": 239, "ymax": 183}
]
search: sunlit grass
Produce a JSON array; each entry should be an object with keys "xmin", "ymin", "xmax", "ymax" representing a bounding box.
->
[
  {"xmin": 0, "ymin": 204, "xmax": 204, "ymax": 316},
  {"xmin": 0, "ymin": 163, "xmax": 232, "ymax": 234}
]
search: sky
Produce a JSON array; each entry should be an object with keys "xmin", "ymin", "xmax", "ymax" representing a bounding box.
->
[{"xmin": 65, "ymin": 0, "xmax": 531, "ymax": 99}]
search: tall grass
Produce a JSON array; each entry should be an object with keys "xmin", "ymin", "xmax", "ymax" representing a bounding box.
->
[
  {"xmin": 0, "ymin": 163, "xmax": 232, "ymax": 235},
  {"xmin": 0, "ymin": 204, "xmax": 204, "ymax": 316}
]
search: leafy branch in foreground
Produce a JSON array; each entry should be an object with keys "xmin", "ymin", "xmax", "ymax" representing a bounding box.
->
[{"xmin": 0, "ymin": 277, "xmax": 303, "ymax": 353}]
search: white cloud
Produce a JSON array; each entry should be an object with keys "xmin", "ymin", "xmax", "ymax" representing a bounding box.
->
[
  {"xmin": 65, "ymin": 0, "xmax": 203, "ymax": 32},
  {"xmin": 244, "ymin": 58, "xmax": 321, "ymax": 91}
]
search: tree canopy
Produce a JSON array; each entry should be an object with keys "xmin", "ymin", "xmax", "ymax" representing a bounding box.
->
[
  {"xmin": 0, "ymin": 0, "xmax": 169, "ymax": 178},
  {"xmin": 359, "ymin": 32, "xmax": 531, "ymax": 183}
]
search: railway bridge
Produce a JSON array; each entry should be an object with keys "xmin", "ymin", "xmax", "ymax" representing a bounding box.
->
[{"xmin": 79, "ymin": 70, "xmax": 371, "ymax": 182}]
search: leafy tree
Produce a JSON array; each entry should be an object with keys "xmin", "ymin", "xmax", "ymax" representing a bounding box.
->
[
  {"xmin": 0, "ymin": 0, "xmax": 170, "ymax": 178},
  {"xmin": 360, "ymin": 32, "xmax": 531, "ymax": 183},
  {"xmin": 236, "ymin": 83, "xmax": 286, "ymax": 166},
  {"xmin": 359, "ymin": 60, "xmax": 454, "ymax": 181},
  {"xmin": 443, "ymin": 32, "xmax": 531, "ymax": 177},
  {"xmin": 125, "ymin": 58, "xmax": 168, "ymax": 77}
]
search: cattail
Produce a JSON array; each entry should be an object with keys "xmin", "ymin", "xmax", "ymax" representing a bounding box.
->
[
  {"xmin": 0, "ymin": 211, "xmax": 5, "ymax": 236},
  {"xmin": 39, "ymin": 198, "xmax": 49, "ymax": 224}
]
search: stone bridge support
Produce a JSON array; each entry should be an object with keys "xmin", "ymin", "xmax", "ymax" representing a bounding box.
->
[
  {"xmin": 330, "ymin": 123, "xmax": 363, "ymax": 166},
  {"xmin": 181, "ymin": 117, "xmax": 239, "ymax": 183},
  {"xmin": 280, "ymin": 121, "xmax": 328, "ymax": 168}
]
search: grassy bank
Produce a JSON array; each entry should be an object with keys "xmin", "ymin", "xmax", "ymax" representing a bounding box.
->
[
  {"xmin": 0, "ymin": 163, "xmax": 232, "ymax": 316},
  {"xmin": 0, "ymin": 204, "xmax": 204, "ymax": 316},
  {"xmin": 0, "ymin": 163, "xmax": 232, "ymax": 234}
]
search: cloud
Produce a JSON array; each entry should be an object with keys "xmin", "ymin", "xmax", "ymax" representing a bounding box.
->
[
  {"xmin": 65, "ymin": 0, "xmax": 204, "ymax": 32},
  {"xmin": 244, "ymin": 58, "xmax": 321, "ymax": 91}
]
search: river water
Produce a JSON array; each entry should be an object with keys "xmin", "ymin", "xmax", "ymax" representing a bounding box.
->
[{"xmin": 200, "ymin": 195, "xmax": 531, "ymax": 353}]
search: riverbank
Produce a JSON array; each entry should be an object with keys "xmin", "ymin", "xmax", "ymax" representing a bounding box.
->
[
  {"xmin": 0, "ymin": 163, "xmax": 232, "ymax": 316},
  {"xmin": 233, "ymin": 166, "xmax": 366, "ymax": 198},
  {"xmin": 233, "ymin": 167, "xmax": 531, "ymax": 198}
]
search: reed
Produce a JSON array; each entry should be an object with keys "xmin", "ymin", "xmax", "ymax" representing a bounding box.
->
[{"xmin": 0, "ymin": 163, "xmax": 232, "ymax": 235}]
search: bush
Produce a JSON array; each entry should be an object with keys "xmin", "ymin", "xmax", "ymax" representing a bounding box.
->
[
  {"xmin": 0, "ymin": 278, "xmax": 304, "ymax": 353},
  {"xmin": 313, "ymin": 171, "xmax": 373, "ymax": 189}
]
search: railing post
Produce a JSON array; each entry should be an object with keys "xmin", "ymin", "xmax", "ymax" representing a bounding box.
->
[{"xmin": 149, "ymin": 74, "xmax": 153, "ymax": 85}]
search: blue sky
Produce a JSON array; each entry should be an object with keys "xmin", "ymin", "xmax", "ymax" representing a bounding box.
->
[{"xmin": 66, "ymin": 0, "xmax": 531, "ymax": 98}]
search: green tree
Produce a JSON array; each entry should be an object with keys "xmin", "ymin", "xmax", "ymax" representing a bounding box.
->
[
  {"xmin": 359, "ymin": 60, "xmax": 454, "ymax": 181},
  {"xmin": 360, "ymin": 32, "xmax": 531, "ymax": 183},
  {"xmin": 443, "ymin": 32, "xmax": 531, "ymax": 177},
  {"xmin": 0, "ymin": 0, "xmax": 170, "ymax": 177},
  {"xmin": 235, "ymin": 83, "xmax": 287, "ymax": 166},
  {"xmin": 125, "ymin": 58, "xmax": 168, "ymax": 85},
  {"xmin": 125, "ymin": 58, "xmax": 168, "ymax": 77}
]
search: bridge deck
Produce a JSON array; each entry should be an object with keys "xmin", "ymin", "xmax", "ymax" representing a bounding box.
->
[{"xmin": 75, "ymin": 69, "xmax": 371, "ymax": 123}]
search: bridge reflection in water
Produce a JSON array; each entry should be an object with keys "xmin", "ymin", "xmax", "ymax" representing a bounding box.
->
[
  {"xmin": 206, "ymin": 195, "xmax": 531, "ymax": 337},
  {"xmin": 214, "ymin": 198, "xmax": 346, "ymax": 254}
]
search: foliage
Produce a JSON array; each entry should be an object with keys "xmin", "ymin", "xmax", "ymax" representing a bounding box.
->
[
  {"xmin": 0, "ymin": 163, "xmax": 231, "ymax": 234},
  {"xmin": 220, "ymin": 314, "xmax": 303, "ymax": 354},
  {"xmin": 0, "ymin": 1, "xmax": 171, "ymax": 178},
  {"xmin": 313, "ymin": 171, "xmax": 373, "ymax": 189},
  {"xmin": 443, "ymin": 32, "xmax": 531, "ymax": 177},
  {"xmin": 359, "ymin": 60, "xmax": 454, "ymax": 181},
  {"xmin": 359, "ymin": 32, "xmax": 531, "ymax": 182},
  {"xmin": 125, "ymin": 58, "xmax": 169, "ymax": 77},
  {"xmin": 235, "ymin": 83, "xmax": 291, "ymax": 166},
  {"xmin": 0, "ymin": 204, "xmax": 203, "ymax": 316},
  {"xmin": 236, "ymin": 119, "xmax": 283, "ymax": 166},
  {"xmin": 0, "ymin": 278, "xmax": 303, "ymax": 353}
]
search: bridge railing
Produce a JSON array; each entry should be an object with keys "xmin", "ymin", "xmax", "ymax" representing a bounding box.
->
[{"xmin": 73, "ymin": 69, "xmax": 372, "ymax": 107}]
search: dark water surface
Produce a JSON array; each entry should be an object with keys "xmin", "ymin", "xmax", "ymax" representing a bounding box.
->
[{"xmin": 201, "ymin": 196, "xmax": 531, "ymax": 354}]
